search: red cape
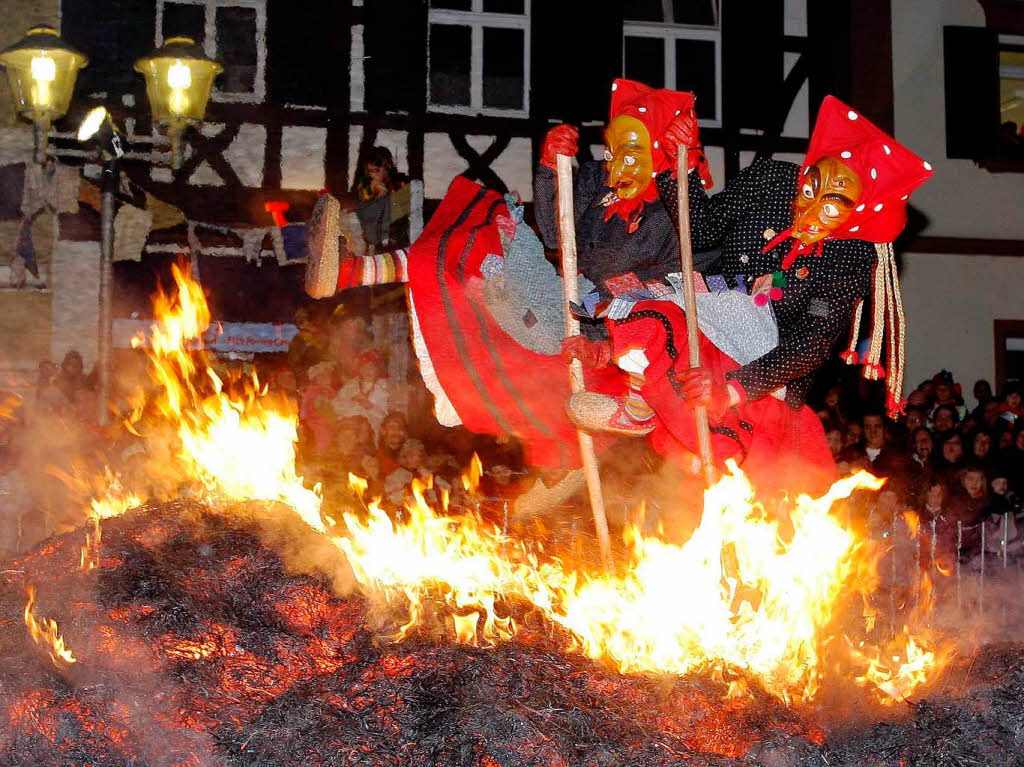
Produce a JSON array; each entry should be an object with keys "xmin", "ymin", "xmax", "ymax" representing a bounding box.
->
[{"xmin": 406, "ymin": 177, "xmax": 618, "ymax": 468}]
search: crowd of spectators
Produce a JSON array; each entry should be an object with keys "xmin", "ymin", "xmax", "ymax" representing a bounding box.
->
[
  {"xmin": 0, "ymin": 350, "xmax": 114, "ymax": 557},
  {"xmin": 811, "ymin": 370, "xmax": 1024, "ymax": 568},
  {"xmin": 283, "ymin": 301, "xmax": 527, "ymax": 518}
]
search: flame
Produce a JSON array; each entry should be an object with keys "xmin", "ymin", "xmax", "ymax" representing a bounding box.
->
[
  {"xmin": 24, "ymin": 587, "xmax": 77, "ymax": 667},
  {"xmin": 84, "ymin": 263, "xmax": 322, "ymax": 535},
  {"xmin": 851, "ymin": 633, "xmax": 951, "ymax": 705},
  {"xmin": 462, "ymin": 452, "xmax": 482, "ymax": 494},
  {"xmin": 341, "ymin": 465, "xmax": 949, "ymax": 704},
  {"xmin": 348, "ymin": 472, "xmax": 368, "ymax": 500},
  {"xmin": 59, "ymin": 262, "xmax": 949, "ymax": 708}
]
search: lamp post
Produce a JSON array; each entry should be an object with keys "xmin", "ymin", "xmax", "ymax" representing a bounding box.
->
[
  {"xmin": 0, "ymin": 25, "xmax": 88, "ymax": 162},
  {"xmin": 78, "ymin": 107, "xmax": 124, "ymax": 426},
  {"xmin": 134, "ymin": 36, "xmax": 221, "ymax": 169}
]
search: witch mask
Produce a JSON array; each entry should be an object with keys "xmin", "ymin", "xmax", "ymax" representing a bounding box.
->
[
  {"xmin": 603, "ymin": 115, "xmax": 655, "ymax": 201},
  {"xmin": 791, "ymin": 156, "xmax": 864, "ymax": 245}
]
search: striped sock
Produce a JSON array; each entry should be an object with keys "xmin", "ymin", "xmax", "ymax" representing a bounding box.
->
[{"xmin": 622, "ymin": 373, "xmax": 654, "ymax": 422}]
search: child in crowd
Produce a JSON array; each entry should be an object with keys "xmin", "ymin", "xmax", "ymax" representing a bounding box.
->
[
  {"xmin": 299, "ymin": 362, "xmax": 339, "ymax": 456},
  {"xmin": 334, "ymin": 350, "xmax": 389, "ymax": 433}
]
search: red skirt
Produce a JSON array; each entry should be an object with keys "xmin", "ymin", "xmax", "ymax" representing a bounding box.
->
[{"xmin": 607, "ymin": 300, "xmax": 836, "ymax": 497}]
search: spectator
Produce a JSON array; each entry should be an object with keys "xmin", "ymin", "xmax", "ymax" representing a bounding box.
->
[
  {"xmin": 288, "ymin": 306, "xmax": 327, "ymax": 380},
  {"xmin": 327, "ymin": 311, "xmax": 370, "ymax": 382},
  {"xmin": 56, "ymin": 350, "xmax": 88, "ymax": 403},
  {"xmin": 971, "ymin": 379, "xmax": 994, "ymax": 416},
  {"xmin": 843, "ymin": 419, "xmax": 863, "ymax": 450},
  {"xmin": 298, "ymin": 362, "xmax": 339, "ymax": 456},
  {"xmin": 859, "ymin": 412, "xmax": 910, "ymax": 480},
  {"xmin": 999, "ymin": 384, "xmax": 1022, "ymax": 426},
  {"xmin": 910, "ymin": 427, "xmax": 933, "ymax": 470},
  {"xmin": 932, "ymin": 404, "xmax": 959, "ymax": 440},
  {"xmin": 970, "ymin": 430, "xmax": 993, "ymax": 466},
  {"xmin": 352, "ymin": 146, "xmax": 409, "ymax": 203},
  {"xmin": 904, "ymin": 405, "xmax": 926, "ymax": 435},
  {"xmin": 824, "ymin": 423, "xmax": 843, "ymax": 462},
  {"xmin": 384, "ymin": 438, "xmax": 445, "ymax": 509},
  {"xmin": 377, "ymin": 411, "xmax": 408, "ymax": 476},
  {"xmin": 934, "ymin": 432, "xmax": 965, "ymax": 484},
  {"xmin": 331, "ymin": 415, "xmax": 375, "ymax": 467},
  {"xmin": 930, "ymin": 371, "xmax": 964, "ymax": 419},
  {"xmin": 333, "ymin": 349, "xmax": 389, "ymax": 433}
]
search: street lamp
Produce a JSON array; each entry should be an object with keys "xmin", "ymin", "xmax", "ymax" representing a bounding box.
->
[
  {"xmin": 77, "ymin": 106, "xmax": 125, "ymax": 426},
  {"xmin": 134, "ymin": 36, "xmax": 221, "ymax": 170},
  {"xmin": 0, "ymin": 24, "xmax": 88, "ymax": 162}
]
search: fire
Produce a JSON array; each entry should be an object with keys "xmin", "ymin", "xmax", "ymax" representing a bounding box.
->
[
  {"xmin": 79, "ymin": 263, "xmax": 323, "ymax": 537},
  {"xmin": 341, "ymin": 467, "xmax": 950, "ymax": 705},
  {"xmin": 851, "ymin": 633, "xmax": 949, "ymax": 705},
  {"xmin": 58, "ymin": 261, "xmax": 949, "ymax": 709},
  {"xmin": 462, "ymin": 453, "xmax": 482, "ymax": 494},
  {"xmin": 24, "ymin": 587, "xmax": 77, "ymax": 667}
]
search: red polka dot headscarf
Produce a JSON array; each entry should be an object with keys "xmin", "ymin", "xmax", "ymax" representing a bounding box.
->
[
  {"xmin": 765, "ymin": 95, "xmax": 935, "ymax": 271},
  {"xmin": 801, "ymin": 95, "xmax": 933, "ymax": 244},
  {"xmin": 609, "ymin": 78, "xmax": 714, "ymax": 189}
]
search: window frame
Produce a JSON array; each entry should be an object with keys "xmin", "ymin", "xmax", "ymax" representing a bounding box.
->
[
  {"xmin": 155, "ymin": 0, "xmax": 267, "ymax": 104},
  {"xmin": 622, "ymin": 15, "xmax": 722, "ymax": 128},
  {"xmin": 426, "ymin": 0, "xmax": 531, "ymax": 119},
  {"xmin": 618, "ymin": 20, "xmax": 724, "ymax": 126}
]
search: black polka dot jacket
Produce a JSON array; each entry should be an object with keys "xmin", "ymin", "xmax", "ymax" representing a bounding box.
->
[{"xmin": 658, "ymin": 159, "xmax": 876, "ymax": 408}]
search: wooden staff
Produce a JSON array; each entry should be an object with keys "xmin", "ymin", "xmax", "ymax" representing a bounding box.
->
[
  {"xmin": 555, "ymin": 153, "xmax": 612, "ymax": 572},
  {"xmin": 676, "ymin": 146, "xmax": 715, "ymax": 484}
]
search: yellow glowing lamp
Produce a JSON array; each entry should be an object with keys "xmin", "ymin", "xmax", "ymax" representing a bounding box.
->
[
  {"xmin": 134, "ymin": 36, "xmax": 221, "ymax": 169},
  {"xmin": 0, "ymin": 25, "xmax": 88, "ymax": 161}
]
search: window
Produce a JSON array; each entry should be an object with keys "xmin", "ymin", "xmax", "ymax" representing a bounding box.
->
[
  {"xmin": 623, "ymin": 0, "xmax": 721, "ymax": 127},
  {"xmin": 156, "ymin": 0, "xmax": 266, "ymax": 103},
  {"xmin": 427, "ymin": 0, "xmax": 530, "ymax": 118},
  {"xmin": 999, "ymin": 36, "xmax": 1024, "ymax": 150}
]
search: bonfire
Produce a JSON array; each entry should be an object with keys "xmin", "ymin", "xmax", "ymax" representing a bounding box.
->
[{"xmin": 3, "ymin": 265, "xmax": 1023, "ymax": 766}]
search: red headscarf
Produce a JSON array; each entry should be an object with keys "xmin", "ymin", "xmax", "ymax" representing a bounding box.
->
[
  {"xmin": 604, "ymin": 78, "xmax": 714, "ymax": 226},
  {"xmin": 766, "ymin": 95, "xmax": 934, "ymax": 268},
  {"xmin": 609, "ymin": 78, "xmax": 713, "ymax": 185}
]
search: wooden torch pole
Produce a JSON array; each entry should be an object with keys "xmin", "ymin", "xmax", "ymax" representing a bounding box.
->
[
  {"xmin": 555, "ymin": 153, "xmax": 613, "ymax": 571},
  {"xmin": 676, "ymin": 147, "xmax": 715, "ymax": 485}
]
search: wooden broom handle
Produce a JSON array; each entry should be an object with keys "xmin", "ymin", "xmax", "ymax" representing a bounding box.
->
[
  {"xmin": 555, "ymin": 153, "xmax": 612, "ymax": 571},
  {"xmin": 677, "ymin": 147, "xmax": 715, "ymax": 484}
]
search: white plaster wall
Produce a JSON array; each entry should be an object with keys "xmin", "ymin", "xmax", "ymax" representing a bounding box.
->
[
  {"xmin": 281, "ymin": 126, "xmax": 327, "ymax": 190},
  {"xmin": 891, "ymin": 0, "xmax": 1024, "ymax": 238},
  {"xmin": 50, "ymin": 239, "xmax": 101, "ymax": 368},
  {"xmin": 900, "ymin": 252, "xmax": 1024, "ymax": 391}
]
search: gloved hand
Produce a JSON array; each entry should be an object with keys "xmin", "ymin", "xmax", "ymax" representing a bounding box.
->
[
  {"xmin": 678, "ymin": 367, "xmax": 744, "ymax": 417},
  {"xmin": 541, "ymin": 124, "xmax": 579, "ymax": 170},
  {"xmin": 661, "ymin": 111, "xmax": 713, "ymax": 188},
  {"xmin": 561, "ymin": 335, "xmax": 612, "ymax": 369},
  {"xmin": 661, "ymin": 112, "xmax": 700, "ymax": 159}
]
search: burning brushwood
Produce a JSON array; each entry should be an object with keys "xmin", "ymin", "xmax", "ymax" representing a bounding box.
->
[{"xmin": 6, "ymin": 241, "xmax": 1021, "ymax": 765}]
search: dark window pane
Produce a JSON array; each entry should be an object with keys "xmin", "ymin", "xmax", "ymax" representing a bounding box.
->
[
  {"xmin": 431, "ymin": 0, "xmax": 471, "ymax": 9},
  {"xmin": 624, "ymin": 36, "xmax": 664, "ymax": 88},
  {"xmin": 675, "ymin": 38, "xmax": 715, "ymax": 118},
  {"xmin": 482, "ymin": 26, "xmax": 524, "ymax": 109},
  {"xmin": 483, "ymin": 0, "xmax": 525, "ymax": 13},
  {"xmin": 430, "ymin": 24, "xmax": 471, "ymax": 106},
  {"xmin": 624, "ymin": 0, "xmax": 664, "ymax": 22},
  {"xmin": 673, "ymin": 0, "xmax": 716, "ymax": 25},
  {"xmin": 216, "ymin": 6, "xmax": 258, "ymax": 93},
  {"xmin": 162, "ymin": 2, "xmax": 205, "ymax": 44}
]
